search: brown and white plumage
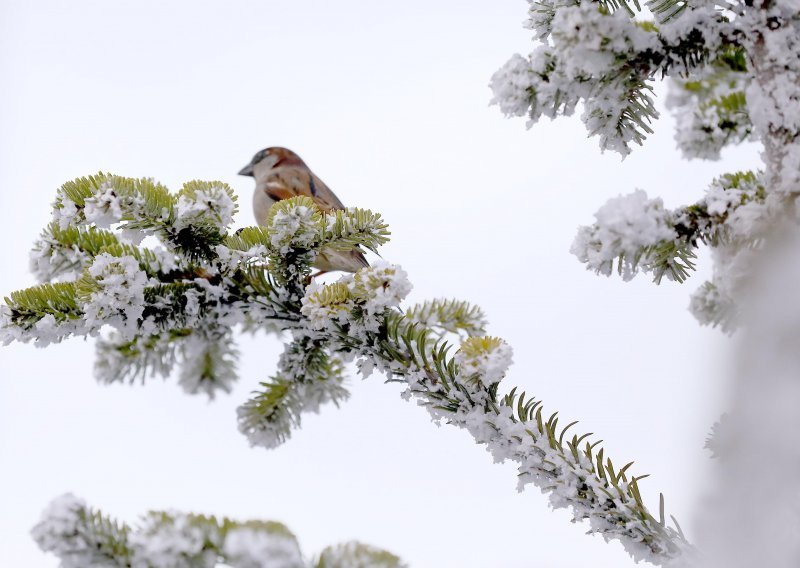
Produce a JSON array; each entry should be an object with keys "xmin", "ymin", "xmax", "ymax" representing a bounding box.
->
[{"xmin": 238, "ymin": 147, "xmax": 369, "ymax": 273}]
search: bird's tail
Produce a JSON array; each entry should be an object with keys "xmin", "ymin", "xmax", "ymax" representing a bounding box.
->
[
  {"xmin": 315, "ymin": 247, "xmax": 370, "ymax": 273},
  {"xmin": 351, "ymin": 249, "xmax": 370, "ymax": 269}
]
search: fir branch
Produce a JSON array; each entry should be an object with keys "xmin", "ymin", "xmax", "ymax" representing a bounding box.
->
[
  {"xmin": 55, "ymin": 173, "xmax": 175, "ymax": 225},
  {"xmin": 259, "ymin": 197, "xmax": 323, "ymax": 289},
  {"xmin": 316, "ymin": 542, "xmax": 407, "ymax": 568},
  {"xmin": 169, "ymin": 180, "xmax": 238, "ymax": 260},
  {"xmin": 31, "ymin": 223, "xmax": 117, "ymax": 281},
  {"xmin": 238, "ymin": 339, "xmax": 349, "ymax": 449},
  {"xmin": 31, "ymin": 494, "xmax": 133, "ymax": 567},
  {"xmin": 322, "ymin": 208, "xmax": 391, "ymax": 254},
  {"xmin": 167, "ymin": 223, "xmax": 226, "ymax": 261},
  {"xmin": 34, "ymin": 494, "xmax": 404, "ymax": 568},
  {"xmin": 494, "ymin": 2, "xmax": 737, "ymax": 154},
  {"xmin": 177, "ymin": 180, "xmax": 238, "ymax": 218},
  {"xmin": 112, "ymin": 175, "xmax": 176, "ymax": 227},
  {"xmin": 40, "ymin": 223, "xmax": 170, "ymax": 277},
  {"xmin": 244, "ymin": 266, "xmax": 689, "ymax": 563},
  {"xmin": 232, "ymin": 265, "xmax": 300, "ymax": 323},
  {"xmin": 572, "ymin": 171, "xmax": 766, "ymax": 284},
  {"xmin": 646, "ymin": 0, "xmax": 687, "ymax": 23},
  {"xmin": 689, "ymin": 280, "xmax": 737, "ymax": 331},
  {"xmin": 46, "ymin": 223, "xmax": 122, "ymax": 253},
  {"xmin": 6, "ymin": 175, "xmax": 692, "ymax": 565},
  {"xmin": 224, "ymin": 226, "xmax": 273, "ymax": 251},
  {"xmin": 51, "ymin": 173, "xmax": 236, "ymax": 261},
  {"xmin": 667, "ymin": 46, "xmax": 753, "ymax": 160},
  {"xmin": 372, "ymin": 312, "xmax": 687, "ymax": 562},
  {"xmin": 95, "ymin": 330, "xmax": 186, "ymax": 385},
  {"xmin": 633, "ymin": 239, "xmax": 698, "ymax": 284},
  {"xmin": 178, "ymin": 333, "xmax": 239, "ymax": 398},
  {"xmin": 56, "ymin": 172, "xmax": 114, "ymax": 207},
  {"xmin": 404, "ymin": 298, "xmax": 487, "ymax": 338},
  {"xmin": 4, "ymin": 282, "xmax": 81, "ymax": 326},
  {"xmin": 141, "ymin": 282, "xmax": 201, "ymax": 327},
  {"xmin": 100, "ymin": 242, "xmax": 169, "ymax": 275}
]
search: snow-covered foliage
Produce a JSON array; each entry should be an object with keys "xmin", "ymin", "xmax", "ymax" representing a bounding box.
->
[
  {"xmin": 31, "ymin": 494, "xmax": 400, "ymax": 568},
  {"xmin": 571, "ymin": 190, "xmax": 677, "ymax": 281},
  {"xmin": 666, "ymin": 50, "xmax": 754, "ymax": 161},
  {"xmin": 490, "ymin": 4, "xmax": 663, "ymax": 156},
  {"xmin": 454, "ymin": 336, "xmax": 514, "ymax": 387},
  {"xmin": 80, "ymin": 253, "xmax": 148, "ymax": 338},
  {"xmin": 30, "ymin": 493, "xmax": 131, "ymax": 568},
  {"xmin": 3, "ymin": 178, "xmax": 688, "ymax": 565},
  {"xmin": 491, "ymin": 0, "xmax": 744, "ymax": 156},
  {"xmin": 316, "ymin": 542, "xmax": 406, "ymax": 568},
  {"xmin": 571, "ymin": 170, "xmax": 773, "ymax": 330},
  {"xmin": 10, "ymin": 1, "xmax": 800, "ymax": 565},
  {"xmin": 494, "ymin": 0, "xmax": 800, "ymax": 327},
  {"xmin": 495, "ymin": 1, "xmax": 800, "ymax": 566}
]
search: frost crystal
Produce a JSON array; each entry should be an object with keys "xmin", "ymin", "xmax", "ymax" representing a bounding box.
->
[
  {"xmin": 300, "ymin": 280, "xmax": 353, "ymax": 331},
  {"xmin": 455, "ymin": 336, "xmax": 514, "ymax": 387},
  {"xmin": 175, "ymin": 184, "xmax": 237, "ymax": 232},
  {"xmin": 489, "ymin": 54, "xmax": 538, "ymax": 118},
  {"xmin": 29, "ymin": 236, "xmax": 89, "ymax": 283},
  {"xmin": 704, "ymin": 174, "xmax": 768, "ymax": 240},
  {"xmin": 53, "ymin": 197, "xmax": 80, "ymax": 230},
  {"xmin": 551, "ymin": 5, "xmax": 657, "ymax": 78},
  {"xmin": 351, "ymin": 262, "xmax": 412, "ymax": 315},
  {"xmin": 571, "ymin": 190, "xmax": 676, "ymax": 280},
  {"xmin": 81, "ymin": 253, "xmax": 147, "ymax": 338},
  {"xmin": 268, "ymin": 203, "xmax": 320, "ymax": 253},
  {"xmin": 300, "ymin": 262, "xmax": 412, "ymax": 334},
  {"xmin": 84, "ymin": 182, "xmax": 124, "ymax": 228}
]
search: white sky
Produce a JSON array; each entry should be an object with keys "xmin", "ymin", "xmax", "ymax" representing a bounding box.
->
[{"xmin": 0, "ymin": 1, "xmax": 764, "ymax": 567}]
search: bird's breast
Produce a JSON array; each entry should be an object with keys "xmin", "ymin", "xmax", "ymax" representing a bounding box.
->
[{"xmin": 253, "ymin": 185, "xmax": 278, "ymax": 226}]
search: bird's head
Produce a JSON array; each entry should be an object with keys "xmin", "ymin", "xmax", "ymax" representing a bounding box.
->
[{"xmin": 238, "ymin": 147, "xmax": 305, "ymax": 178}]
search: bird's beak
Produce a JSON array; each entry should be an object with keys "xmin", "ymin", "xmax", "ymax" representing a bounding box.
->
[{"xmin": 238, "ymin": 163, "xmax": 255, "ymax": 177}]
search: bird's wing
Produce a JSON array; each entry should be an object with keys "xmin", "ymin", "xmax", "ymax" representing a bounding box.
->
[{"xmin": 263, "ymin": 167, "xmax": 346, "ymax": 212}]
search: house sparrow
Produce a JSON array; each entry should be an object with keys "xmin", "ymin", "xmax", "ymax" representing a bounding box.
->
[{"xmin": 238, "ymin": 147, "xmax": 369, "ymax": 273}]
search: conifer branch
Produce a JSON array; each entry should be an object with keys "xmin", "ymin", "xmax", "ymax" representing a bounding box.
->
[
  {"xmin": 404, "ymin": 298, "xmax": 487, "ymax": 338},
  {"xmin": 31, "ymin": 494, "xmax": 133, "ymax": 567},
  {"xmin": 667, "ymin": 46, "xmax": 753, "ymax": 160},
  {"xmin": 3, "ymin": 181, "xmax": 690, "ymax": 564},
  {"xmin": 238, "ymin": 339, "xmax": 349, "ymax": 448},
  {"xmin": 321, "ymin": 207, "xmax": 391, "ymax": 254},
  {"xmin": 571, "ymin": 171, "xmax": 766, "ymax": 286},
  {"xmin": 32, "ymin": 494, "xmax": 405, "ymax": 568},
  {"xmin": 493, "ymin": 1, "xmax": 738, "ymax": 154}
]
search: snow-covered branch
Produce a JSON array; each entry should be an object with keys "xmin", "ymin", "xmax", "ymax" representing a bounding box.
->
[
  {"xmin": 496, "ymin": 1, "xmax": 800, "ymax": 564},
  {"xmin": 32, "ymin": 493, "xmax": 405, "ymax": 568},
  {"xmin": 569, "ymin": 171, "xmax": 773, "ymax": 331},
  {"xmin": 2, "ymin": 176, "xmax": 689, "ymax": 565},
  {"xmin": 490, "ymin": 1, "xmax": 734, "ymax": 155}
]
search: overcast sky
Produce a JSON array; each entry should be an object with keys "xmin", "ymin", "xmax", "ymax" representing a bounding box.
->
[{"xmin": 0, "ymin": 1, "xmax": 764, "ymax": 567}]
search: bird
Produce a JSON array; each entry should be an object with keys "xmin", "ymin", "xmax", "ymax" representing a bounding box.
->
[{"xmin": 238, "ymin": 147, "xmax": 369, "ymax": 274}]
